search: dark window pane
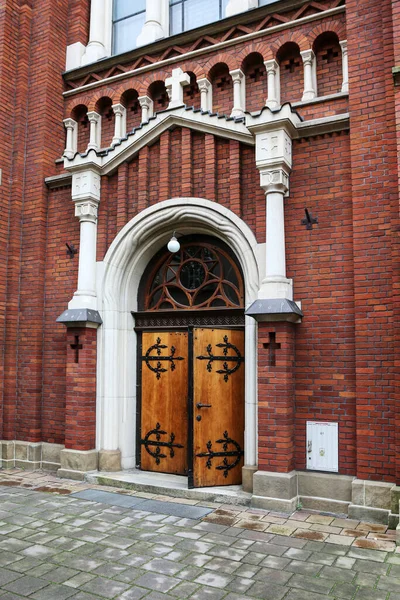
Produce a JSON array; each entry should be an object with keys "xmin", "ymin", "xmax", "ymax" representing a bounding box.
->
[{"xmin": 113, "ymin": 12, "xmax": 146, "ymax": 54}]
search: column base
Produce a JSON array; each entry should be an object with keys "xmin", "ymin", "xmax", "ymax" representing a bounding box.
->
[
  {"xmin": 58, "ymin": 448, "xmax": 98, "ymax": 481},
  {"xmin": 81, "ymin": 42, "xmax": 107, "ymax": 66},
  {"xmin": 99, "ymin": 449, "xmax": 122, "ymax": 472},
  {"xmin": 252, "ymin": 470, "xmax": 298, "ymax": 512},
  {"xmin": 242, "ymin": 465, "xmax": 257, "ymax": 493},
  {"xmin": 251, "ymin": 470, "xmax": 399, "ymax": 526},
  {"xmin": 136, "ymin": 22, "xmax": 166, "ymax": 47},
  {"xmin": 1, "ymin": 440, "xmax": 64, "ymax": 471}
]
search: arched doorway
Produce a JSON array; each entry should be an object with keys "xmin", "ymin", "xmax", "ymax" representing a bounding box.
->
[{"xmin": 136, "ymin": 236, "xmax": 245, "ymax": 488}]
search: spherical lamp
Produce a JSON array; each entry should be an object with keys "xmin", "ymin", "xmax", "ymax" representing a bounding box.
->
[{"xmin": 167, "ymin": 233, "xmax": 180, "ymax": 253}]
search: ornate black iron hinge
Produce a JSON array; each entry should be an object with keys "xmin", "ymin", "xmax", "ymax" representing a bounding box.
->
[
  {"xmin": 196, "ymin": 431, "xmax": 244, "ymax": 478},
  {"xmin": 142, "ymin": 337, "xmax": 184, "ymax": 380},
  {"xmin": 141, "ymin": 423, "xmax": 184, "ymax": 465},
  {"xmin": 196, "ymin": 335, "xmax": 244, "ymax": 382}
]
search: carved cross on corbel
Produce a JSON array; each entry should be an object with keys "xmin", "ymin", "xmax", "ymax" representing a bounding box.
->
[{"xmin": 263, "ymin": 332, "xmax": 281, "ymax": 367}]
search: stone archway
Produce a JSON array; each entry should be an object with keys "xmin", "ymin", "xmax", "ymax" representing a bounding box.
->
[{"xmin": 97, "ymin": 198, "xmax": 260, "ymax": 488}]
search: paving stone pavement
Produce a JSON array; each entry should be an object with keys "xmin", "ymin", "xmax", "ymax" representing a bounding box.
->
[{"xmin": 0, "ymin": 478, "xmax": 400, "ymax": 599}]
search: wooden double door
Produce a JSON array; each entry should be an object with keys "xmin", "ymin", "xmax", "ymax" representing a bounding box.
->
[{"xmin": 139, "ymin": 328, "xmax": 245, "ymax": 488}]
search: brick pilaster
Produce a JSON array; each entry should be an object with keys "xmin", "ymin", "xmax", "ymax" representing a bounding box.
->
[
  {"xmin": 258, "ymin": 322, "xmax": 296, "ymax": 473},
  {"xmin": 65, "ymin": 327, "xmax": 97, "ymax": 451}
]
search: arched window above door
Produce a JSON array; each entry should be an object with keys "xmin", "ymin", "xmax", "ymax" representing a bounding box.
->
[{"xmin": 140, "ymin": 238, "xmax": 244, "ymax": 311}]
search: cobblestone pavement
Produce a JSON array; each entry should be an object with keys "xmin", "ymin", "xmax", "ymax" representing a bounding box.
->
[{"xmin": 0, "ymin": 472, "xmax": 400, "ymax": 599}]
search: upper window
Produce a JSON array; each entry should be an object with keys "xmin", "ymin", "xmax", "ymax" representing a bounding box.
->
[
  {"xmin": 113, "ymin": 0, "xmax": 146, "ymax": 55},
  {"xmin": 170, "ymin": 0, "xmax": 229, "ymax": 36}
]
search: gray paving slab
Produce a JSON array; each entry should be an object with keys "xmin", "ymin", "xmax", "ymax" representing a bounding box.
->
[{"xmin": 3, "ymin": 487, "xmax": 400, "ymax": 600}]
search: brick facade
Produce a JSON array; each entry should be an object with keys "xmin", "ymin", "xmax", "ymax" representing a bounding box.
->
[{"xmin": 0, "ymin": 0, "xmax": 398, "ymax": 507}]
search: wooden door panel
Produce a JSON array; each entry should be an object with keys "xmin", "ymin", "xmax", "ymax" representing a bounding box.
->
[
  {"xmin": 141, "ymin": 332, "xmax": 188, "ymax": 475},
  {"xmin": 193, "ymin": 328, "xmax": 245, "ymax": 487}
]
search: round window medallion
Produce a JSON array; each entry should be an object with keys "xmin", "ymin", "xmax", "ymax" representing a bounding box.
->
[{"xmin": 180, "ymin": 261, "xmax": 206, "ymax": 290}]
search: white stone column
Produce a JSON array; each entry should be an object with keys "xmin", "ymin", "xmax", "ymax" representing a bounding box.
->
[
  {"xmin": 69, "ymin": 169, "xmax": 101, "ymax": 311},
  {"xmin": 87, "ymin": 111, "xmax": 101, "ymax": 151},
  {"xmin": 136, "ymin": 0, "xmax": 168, "ymax": 47},
  {"xmin": 230, "ymin": 69, "xmax": 246, "ymax": 118},
  {"xmin": 138, "ymin": 95, "xmax": 154, "ymax": 122},
  {"xmin": 226, "ymin": 0, "xmax": 258, "ymax": 17},
  {"xmin": 301, "ymin": 49, "xmax": 317, "ymax": 101},
  {"xmin": 81, "ymin": 0, "xmax": 107, "ymax": 65},
  {"xmin": 63, "ymin": 118, "xmax": 78, "ymax": 159},
  {"xmin": 112, "ymin": 104, "xmax": 126, "ymax": 145},
  {"xmin": 247, "ymin": 105, "xmax": 301, "ymax": 300},
  {"xmin": 340, "ymin": 40, "xmax": 348, "ymax": 93},
  {"xmin": 165, "ymin": 67, "xmax": 191, "ymax": 108},
  {"xmin": 265, "ymin": 59, "xmax": 280, "ymax": 110},
  {"xmin": 198, "ymin": 78, "xmax": 212, "ymax": 112}
]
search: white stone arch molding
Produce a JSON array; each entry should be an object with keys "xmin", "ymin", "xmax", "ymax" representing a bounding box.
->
[{"xmin": 97, "ymin": 197, "xmax": 260, "ymax": 473}]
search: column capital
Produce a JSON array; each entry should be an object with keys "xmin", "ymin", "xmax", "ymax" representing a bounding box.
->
[
  {"xmin": 229, "ymin": 68, "xmax": 244, "ymax": 82},
  {"xmin": 197, "ymin": 77, "xmax": 212, "ymax": 91},
  {"xmin": 87, "ymin": 111, "xmax": 101, "ymax": 124},
  {"xmin": 63, "ymin": 117, "xmax": 77, "ymax": 129},
  {"xmin": 259, "ymin": 167, "xmax": 290, "ymax": 195},
  {"xmin": 74, "ymin": 200, "xmax": 99, "ymax": 224},
  {"xmin": 264, "ymin": 59, "xmax": 279, "ymax": 73},
  {"xmin": 339, "ymin": 40, "xmax": 348, "ymax": 53},
  {"xmin": 72, "ymin": 169, "xmax": 101, "ymax": 203},
  {"xmin": 300, "ymin": 49, "xmax": 315, "ymax": 65},
  {"xmin": 112, "ymin": 103, "xmax": 126, "ymax": 117}
]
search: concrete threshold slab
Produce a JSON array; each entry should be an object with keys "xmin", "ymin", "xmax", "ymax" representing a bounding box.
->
[
  {"xmin": 85, "ymin": 468, "xmax": 252, "ymax": 506},
  {"xmin": 71, "ymin": 488, "xmax": 214, "ymax": 519}
]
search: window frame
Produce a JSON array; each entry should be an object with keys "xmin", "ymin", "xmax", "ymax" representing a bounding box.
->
[
  {"xmin": 169, "ymin": 0, "xmax": 227, "ymax": 36},
  {"xmin": 112, "ymin": 0, "xmax": 147, "ymax": 55}
]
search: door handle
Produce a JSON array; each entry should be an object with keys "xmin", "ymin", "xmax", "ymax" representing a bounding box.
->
[{"xmin": 196, "ymin": 403, "xmax": 212, "ymax": 409}]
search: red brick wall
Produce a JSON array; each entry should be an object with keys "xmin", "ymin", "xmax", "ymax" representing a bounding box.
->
[
  {"xmin": 0, "ymin": 1, "xmax": 32, "ymax": 440},
  {"xmin": 43, "ymin": 186, "xmax": 79, "ymax": 445},
  {"xmin": 210, "ymin": 64, "xmax": 234, "ymax": 115},
  {"xmin": 314, "ymin": 34, "xmax": 342, "ymax": 97},
  {"xmin": 65, "ymin": 327, "xmax": 97, "ymax": 450},
  {"xmin": 258, "ymin": 322, "xmax": 296, "ymax": 473},
  {"xmin": 346, "ymin": 0, "xmax": 398, "ymax": 482},
  {"xmin": 278, "ymin": 43, "xmax": 304, "ymax": 105},
  {"xmin": 1, "ymin": 0, "xmax": 69, "ymax": 443},
  {"xmin": 288, "ymin": 132, "xmax": 357, "ymax": 476},
  {"xmin": 243, "ymin": 54, "xmax": 268, "ymax": 113}
]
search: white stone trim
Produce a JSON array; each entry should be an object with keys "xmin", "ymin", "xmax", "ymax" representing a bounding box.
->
[
  {"xmin": 264, "ymin": 59, "xmax": 280, "ymax": 109},
  {"xmin": 136, "ymin": 0, "xmax": 169, "ymax": 48},
  {"xmin": 63, "ymin": 118, "xmax": 78, "ymax": 159},
  {"xmin": 230, "ymin": 69, "xmax": 246, "ymax": 118},
  {"xmin": 197, "ymin": 78, "xmax": 213, "ymax": 112},
  {"xmin": 97, "ymin": 198, "xmax": 260, "ymax": 469},
  {"xmin": 63, "ymin": 6, "xmax": 345, "ymax": 91},
  {"xmin": 64, "ymin": 108, "xmax": 253, "ymax": 175},
  {"xmin": 138, "ymin": 95, "xmax": 154, "ymax": 123},
  {"xmin": 340, "ymin": 40, "xmax": 348, "ymax": 94},
  {"xmin": 69, "ymin": 169, "xmax": 101, "ymax": 311},
  {"xmin": 301, "ymin": 49, "xmax": 317, "ymax": 101},
  {"xmin": 87, "ymin": 111, "xmax": 102, "ymax": 151},
  {"xmin": 166, "ymin": 67, "xmax": 191, "ymax": 108},
  {"xmin": 112, "ymin": 103, "xmax": 126, "ymax": 144}
]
